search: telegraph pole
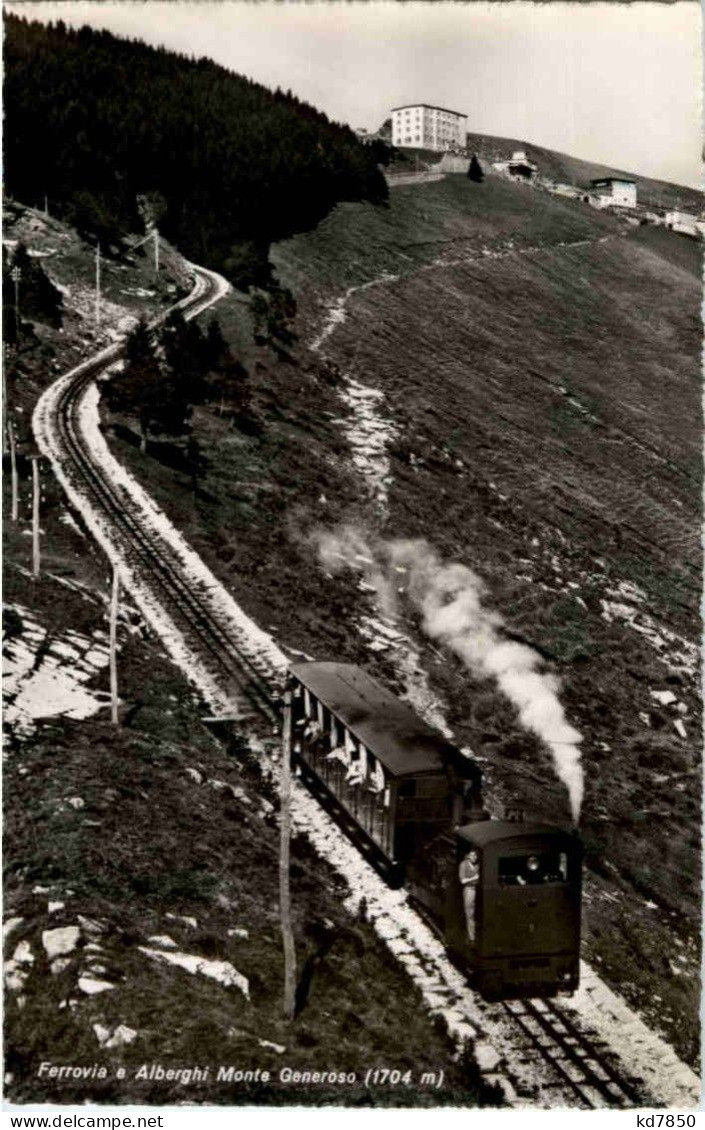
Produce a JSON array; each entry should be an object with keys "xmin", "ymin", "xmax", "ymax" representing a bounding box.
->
[
  {"xmin": 95, "ymin": 242, "xmax": 101, "ymax": 327},
  {"xmin": 109, "ymin": 566, "xmax": 120, "ymax": 726},
  {"xmin": 30, "ymin": 454, "xmax": 41, "ymax": 578},
  {"xmin": 11, "ymin": 266, "xmax": 21, "ymax": 340},
  {"xmin": 9, "ymin": 422, "xmax": 18, "ymax": 522},
  {"xmin": 153, "ymin": 227, "xmax": 160, "ymax": 273},
  {"xmin": 279, "ymin": 681, "xmax": 296, "ymax": 1020},
  {"xmin": 2, "ymin": 346, "xmax": 7, "ymax": 456}
]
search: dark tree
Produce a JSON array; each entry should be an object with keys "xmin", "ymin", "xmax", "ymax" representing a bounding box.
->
[
  {"xmin": 106, "ymin": 317, "xmax": 164, "ymax": 453},
  {"xmin": 4, "ymin": 242, "xmax": 63, "ymax": 335},
  {"xmin": 204, "ymin": 316, "xmax": 228, "ymax": 370},
  {"xmin": 251, "ymin": 286, "xmax": 297, "ymax": 350},
  {"xmin": 468, "ymin": 154, "xmax": 484, "ymax": 183},
  {"xmin": 185, "ymin": 433, "xmax": 208, "ymax": 497},
  {"xmin": 160, "ymin": 310, "xmax": 209, "ymax": 405}
]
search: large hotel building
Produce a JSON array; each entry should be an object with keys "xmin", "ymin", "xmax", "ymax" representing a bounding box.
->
[{"xmin": 391, "ymin": 104, "xmax": 467, "ymax": 152}]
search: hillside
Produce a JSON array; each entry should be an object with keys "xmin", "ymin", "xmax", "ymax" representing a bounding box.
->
[
  {"xmin": 4, "ymin": 503, "xmax": 496, "ymax": 1107},
  {"xmin": 2, "ymin": 203, "xmax": 499, "ymax": 1108},
  {"xmin": 3, "ymin": 14, "xmax": 387, "ymax": 286},
  {"xmin": 98, "ymin": 172, "xmax": 699, "ymax": 1064},
  {"xmin": 464, "ymin": 131, "xmax": 703, "ymax": 213}
]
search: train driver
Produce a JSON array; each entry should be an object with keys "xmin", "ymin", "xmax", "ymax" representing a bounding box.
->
[
  {"xmin": 517, "ymin": 854, "xmax": 543, "ymax": 885},
  {"xmin": 459, "ymin": 850, "xmax": 480, "ymax": 943}
]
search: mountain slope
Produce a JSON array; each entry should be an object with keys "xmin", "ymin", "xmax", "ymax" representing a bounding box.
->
[{"xmin": 101, "ymin": 171, "xmax": 699, "ymax": 1062}]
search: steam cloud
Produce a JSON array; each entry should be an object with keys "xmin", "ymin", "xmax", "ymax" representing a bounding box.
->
[{"xmin": 315, "ymin": 525, "xmax": 584, "ymax": 823}]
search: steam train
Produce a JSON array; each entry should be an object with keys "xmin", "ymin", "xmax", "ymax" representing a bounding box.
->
[{"xmin": 289, "ymin": 661, "xmax": 582, "ymax": 1001}]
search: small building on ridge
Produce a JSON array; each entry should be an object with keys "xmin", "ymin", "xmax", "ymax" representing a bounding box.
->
[{"xmin": 589, "ymin": 177, "xmax": 637, "ymax": 208}]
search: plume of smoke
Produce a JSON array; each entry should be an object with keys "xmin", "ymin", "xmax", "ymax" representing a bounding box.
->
[
  {"xmin": 315, "ymin": 524, "xmax": 397, "ymax": 618},
  {"xmin": 312, "ymin": 525, "xmax": 584, "ymax": 823}
]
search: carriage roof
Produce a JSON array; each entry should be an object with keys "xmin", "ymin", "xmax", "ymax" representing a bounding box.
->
[
  {"xmin": 456, "ymin": 821, "xmax": 579, "ymax": 851},
  {"xmin": 290, "ymin": 661, "xmax": 461, "ymax": 778}
]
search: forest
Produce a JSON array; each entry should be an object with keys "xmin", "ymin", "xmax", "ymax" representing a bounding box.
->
[{"xmin": 4, "ymin": 14, "xmax": 388, "ymax": 286}]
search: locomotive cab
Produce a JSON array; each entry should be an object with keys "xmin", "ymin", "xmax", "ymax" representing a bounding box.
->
[{"xmin": 445, "ymin": 821, "xmax": 582, "ymax": 1000}]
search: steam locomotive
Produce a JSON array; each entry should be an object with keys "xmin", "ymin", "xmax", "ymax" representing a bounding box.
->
[{"xmin": 289, "ymin": 661, "xmax": 582, "ymax": 1001}]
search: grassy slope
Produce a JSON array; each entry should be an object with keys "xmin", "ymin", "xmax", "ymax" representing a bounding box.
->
[
  {"xmin": 271, "ymin": 175, "xmax": 701, "ymax": 1058},
  {"xmin": 3, "ymin": 486, "xmax": 497, "ymax": 1108},
  {"xmin": 104, "ymin": 173, "xmax": 699, "ymax": 1062},
  {"xmin": 3, "ymin": 202, "xmax": 498, "ymax": 1107}
]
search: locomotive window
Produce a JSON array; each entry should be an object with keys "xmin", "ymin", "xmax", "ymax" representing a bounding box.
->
[
  {"xmin": 398, "ymin": 781, "xmax": 417, "ymax": 798},
  {"xmin": 498, "ymin": 852, "xmax": 568, "ymax": 885}
]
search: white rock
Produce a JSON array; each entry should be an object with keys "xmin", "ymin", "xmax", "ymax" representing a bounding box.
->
[
  {"xmin": 51, "ymin": 957, "xmax": 72, "ymax": 975},
  {"xmin": 650, "ymin": 690, "xmax": 677, "ymax": 707},
  {"xmin": 166, "ymin": 913, "xmax": 198, "ymax": 929},
  {"xmin": 139, "ymin": 947, "xmax": 249, "ymax": 996},
  {"xmin": 5, "ymin": 970, "xmax": 26, "ymax": 993},
  {"xmin": 78, "ymin": 976, "xmax": 115, "ymax": 995},
  {"xmin": 258, "ymin": 1039, "xmax": 286, "ymax": 1054},
  {"xmin": 3, "ymin": 917, "xmax": 24, "ymax": 943},
  {"xmin": 48, "ymin": 901, "xmax": 65, "ymax": 913},
  {"xmin": 92, "ymin": 1024, "xmax": 111, "ymax": 1046},
  {"xmin": 67, "ymin": 797, "xmax": 85, "ymax": 810},
  {"xmin": 42, "ymin": 926, "xmax": 80, "ymax": 959},
  {"xmin": 673, "ymin": 719, "xmax": 687, "ymax": 739},
  {"xmin": 451, "ymin": 1022, "xmax": 477, "ymax": 1044},
  {"xmin": 147, "ymin": 935, "xmax": 178, "ymax": 949},
  {"xmin": 77, "ymin": 915, "xmax": 104, "ymax": 938},
  {"xmin": 474, "ymin": 1041, "xmax": 503, "ymax": 1073},
  {"xmin": 227, "ymin": 928, "xmax": 249, "ymax": 939},
  {"xmin": 14, "ymin": 940, "xmax": 34, "ymax": 965},
  {"xmin": 104, "ymin": 1024, "xmax": 138, "ymax": 1049}
]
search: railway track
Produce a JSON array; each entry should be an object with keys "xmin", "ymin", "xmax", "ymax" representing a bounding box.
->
[
  {"xmin": 502, "ymin": 998, "xmax": 643, "ymax": 1109},
  {"xmin": 33, "ymin": 259, "xmax": 660, "ymax": 1109},
  {"xmin": 36, "ymin": 263, "xmax": 279, "ymax": 724}
]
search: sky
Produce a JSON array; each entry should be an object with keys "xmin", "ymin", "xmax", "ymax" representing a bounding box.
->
[{"xmin": 8, "ymin": 1, "xmax": 703, "ymax": 188}]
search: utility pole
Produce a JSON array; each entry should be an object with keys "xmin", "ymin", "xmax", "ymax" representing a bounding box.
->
[
  {"xmin": 109, "ymin": 566, "xmax": 120, "ymax": 726},
  {"xmin": 44, "ymin": 194, "xmax": 49, "ymax": 218},
  {"xmin": 153, "ymin": 227, "xmax": 160, "ymax": 273},
  {"xmin": 9, "ymin": 421, "xmax": 18, "ymax": 522},
  {"xmin": 2, "ymin": 346, "xmax": 7, "ymax": 457},
  {"xmin": 279, "ymin": 681, "xmax": 296, "ymax": 1021},
  {"xmin": 30, "ymin": 454, "xmax": 41, "ymax": 578},
  {"xmin": 11, "ymin": 266, "xmax": 21, "ymax": 340},
  {"xmin": 95, "ymin": 242, "xmax": 101, "ymax": 327}
]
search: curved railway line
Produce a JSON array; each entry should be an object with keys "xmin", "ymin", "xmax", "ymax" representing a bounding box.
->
[{"xmin": 31, "ymin": 260, "xmax": 679, "ymax": 1109}]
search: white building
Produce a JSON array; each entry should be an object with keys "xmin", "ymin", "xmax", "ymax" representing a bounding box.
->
[
  {"xmin": 589, "ymin": 178, "xmax": 637, "ymax": 208},
  {"xmin": 664, "ymin": 210, "xmax": 701, "ymax": 237},
  {"xmin": 493, "ymin": 150, "xmax": 539, "ymax": 180},
  {"xmin": 391, "ymin": 104, "xmax": 467, "ymax": 152}
]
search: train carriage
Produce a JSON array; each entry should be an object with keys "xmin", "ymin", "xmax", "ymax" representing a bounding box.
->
[
  {"xmin": 290, "ymin": 661, "xmax": 484, "ymax": 882},
  {"xmin": 289, "ymin": 661, "xmax": 581, "ymax": 1000}
]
